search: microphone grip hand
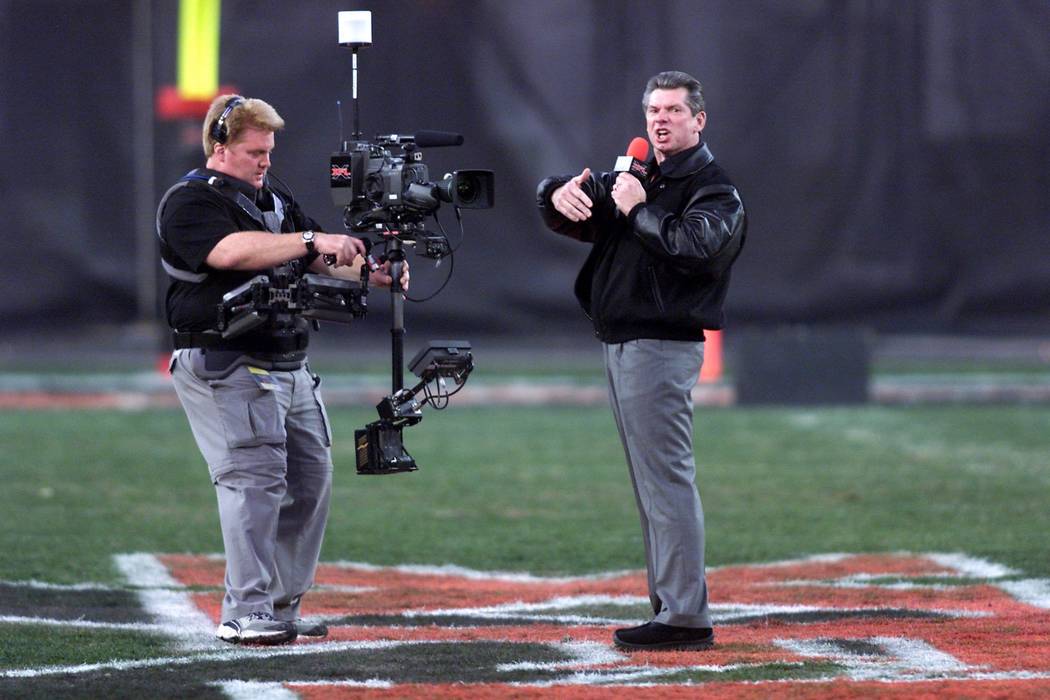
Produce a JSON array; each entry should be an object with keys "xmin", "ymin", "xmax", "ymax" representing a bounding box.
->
[{"xmin": 611, "ymin": 172, "xmax": 646, "ymax": 215}]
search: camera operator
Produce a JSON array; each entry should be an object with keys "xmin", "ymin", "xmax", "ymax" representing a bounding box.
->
[
  {"xmin": 159, "ymin": 94, "xmax": 407, "ymax": 645},
  {"xmin": 537, "ymin": 71, "xmax": 746, "ymax": 651}
]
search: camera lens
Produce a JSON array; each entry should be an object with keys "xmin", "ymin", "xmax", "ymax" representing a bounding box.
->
[{"xmin": 456, "ymin": 176, "xmax": 478, "ymax": 204}]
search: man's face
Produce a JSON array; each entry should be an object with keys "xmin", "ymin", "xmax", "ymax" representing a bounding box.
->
[
  {"xmin": 213, "ymin": 127, "xmax": 274, "ymax": 189},
  {"xmin": 645, "ymin": 87, "xmax": 706, "ymax": 162}
]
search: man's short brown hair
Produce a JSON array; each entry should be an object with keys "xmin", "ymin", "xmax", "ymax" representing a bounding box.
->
[{"xmin": 642, "ymin": 71, "xmax": 705, "ymax": 116}]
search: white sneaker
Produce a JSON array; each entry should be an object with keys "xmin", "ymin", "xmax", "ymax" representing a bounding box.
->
[{"xmin": 216, "ymin": 611, "xmax": 297, "ymax": 645}]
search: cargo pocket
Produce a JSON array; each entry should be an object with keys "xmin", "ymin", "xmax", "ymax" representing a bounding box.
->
[{"xmin": 213, "ymin": 386, "xmax": 284, "ymax": 448}]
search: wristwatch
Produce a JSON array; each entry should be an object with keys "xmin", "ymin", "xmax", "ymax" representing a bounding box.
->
[{"xmin": 301, "ymin": 230, "xmax": 316, "ymax": 253}]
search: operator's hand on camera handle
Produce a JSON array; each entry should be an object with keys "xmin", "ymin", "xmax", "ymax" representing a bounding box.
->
[
  {"xmin": 552, "ymin": 167, "xmax": 593, "ymax": 222},
  {"xmin": 315, "ymin": 231, "xmax": 367, "ymax": 268},
  {"xmin": 369, "ymin": 259, "xmax": 410, "ymax": 292}
]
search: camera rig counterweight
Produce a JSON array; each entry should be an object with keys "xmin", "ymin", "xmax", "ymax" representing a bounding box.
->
[{"xmin": 354, "ymin": 340, "xmax": 473, "ymax": 475}]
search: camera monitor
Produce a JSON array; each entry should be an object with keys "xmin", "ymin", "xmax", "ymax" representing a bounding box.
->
[{"xmin": 409, "ymin": 340, "xmax": 473, "ymax": 382}]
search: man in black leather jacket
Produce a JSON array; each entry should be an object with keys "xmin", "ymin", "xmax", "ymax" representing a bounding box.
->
[{"xmin": 537, "ymin": 71, "xmax": 746, "ymax": 651}]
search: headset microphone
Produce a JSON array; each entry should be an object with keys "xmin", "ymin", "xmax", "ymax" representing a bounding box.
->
[
  {"xmin": 210, "ymin": 96, "xmax": 244, "ymax": 145},
  {"xmin": 613, "ymin": 137, "xmax": 650, "ymax": 181}
]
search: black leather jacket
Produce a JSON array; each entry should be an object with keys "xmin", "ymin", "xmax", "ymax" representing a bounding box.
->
[{"xmin": 537, "ymin": 142, "xmax": 747, "ymax": 343}]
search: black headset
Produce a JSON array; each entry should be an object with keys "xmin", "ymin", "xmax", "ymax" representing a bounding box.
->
[{"xmin": 209, "ymin": 96, "xmax": 244, "ymax": 145}]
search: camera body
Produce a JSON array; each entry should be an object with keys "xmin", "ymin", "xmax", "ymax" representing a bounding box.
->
[{"xmin": 330, "ymin": 136, "xmax": 493, "ymax": 256}]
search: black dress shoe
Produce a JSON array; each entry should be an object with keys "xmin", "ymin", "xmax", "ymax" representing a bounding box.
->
[{"xmin": 613, "ymin": 621, "xmax": 715, "ymax": 651}]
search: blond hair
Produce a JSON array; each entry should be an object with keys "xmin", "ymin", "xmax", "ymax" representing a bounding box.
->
[{"xmin": 202, "ymin": 94, "xmax": 285, "ymax": 156}]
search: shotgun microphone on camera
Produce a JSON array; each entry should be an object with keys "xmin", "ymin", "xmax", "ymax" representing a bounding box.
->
[{"xmin": 374, "ymin": 130, "xmax": 465, "ymax": 148}]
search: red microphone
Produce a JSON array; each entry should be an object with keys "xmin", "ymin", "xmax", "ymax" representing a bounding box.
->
[{"xmin": 613, "ymin": 137, "xmax": 650, "ymax": 181}]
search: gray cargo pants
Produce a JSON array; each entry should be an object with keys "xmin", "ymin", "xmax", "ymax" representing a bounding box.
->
[
  {"xmin": 170, "ymin": 349, "xmax": 333, "ymax": 623},
  {"xmin": 604, "ymin": 339, "xmax": 712, "ymax": 629}
]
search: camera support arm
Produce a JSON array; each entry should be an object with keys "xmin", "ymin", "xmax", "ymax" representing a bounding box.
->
[{"xmin": 387, "ymin": 236, "xmax": 408, "ymax": 392}]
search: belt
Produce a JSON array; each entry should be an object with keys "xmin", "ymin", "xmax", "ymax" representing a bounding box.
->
[
  {"xmin": 199, "ymin": 349, "xmax": 305, "ymax": 375},
  {"xmin": 171, "ymin": 330, "xmax": 309, "ymax": 354}
]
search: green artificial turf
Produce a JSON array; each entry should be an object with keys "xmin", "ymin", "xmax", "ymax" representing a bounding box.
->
[{"xmin": 1, "ymin": 405, "xmax": 1049, "ymax": 583}]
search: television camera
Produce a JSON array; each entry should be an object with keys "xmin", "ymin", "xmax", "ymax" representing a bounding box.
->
[{"xmin": 331, "ymin": 131, "xmax": 493, "ymax": 260}]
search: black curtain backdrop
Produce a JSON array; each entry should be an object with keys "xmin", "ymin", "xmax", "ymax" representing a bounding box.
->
[{"xmin": 2, "ymin": 0, "xmax": 1048, "ymax": 338}]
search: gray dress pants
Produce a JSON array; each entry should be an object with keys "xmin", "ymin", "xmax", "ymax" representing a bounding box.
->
[
  {"xmin": 604, "ymin": 339, "xmax": 712, "ymax": 629},
  {"xmin": 170, "ymin": 349, "xmax": 333, "ymax": 622}
]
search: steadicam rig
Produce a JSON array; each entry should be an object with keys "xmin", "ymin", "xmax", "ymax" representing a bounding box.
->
[
  {"xmin": 334, "ymin": 10, "xmax": 493, "ymax": 476},
  {"xmin": 217, "ymin": 268, "xmax": 367, "ymax": 340}
]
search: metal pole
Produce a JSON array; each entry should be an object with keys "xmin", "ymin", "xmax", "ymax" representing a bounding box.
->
[
  {"xmin": 389, "ymin": 238, "xmax": 405, "ymax": 392},
  {"xmin": 352, "ymin": 48, "xmax": 361, "ymax": 139},
  {"xmin": 132, "ymin": 0, "xmax": 157, "ymax": 323}
]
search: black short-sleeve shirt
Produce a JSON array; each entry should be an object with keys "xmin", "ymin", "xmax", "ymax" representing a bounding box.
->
[{"xmin": 159, "ymin": 169, "xmax": 323, "ymax": 332}]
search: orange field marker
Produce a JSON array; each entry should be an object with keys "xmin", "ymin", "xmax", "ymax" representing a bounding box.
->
[{"xmin": 699, "ymin": 329, "xmax": 723, "ymax": 383}]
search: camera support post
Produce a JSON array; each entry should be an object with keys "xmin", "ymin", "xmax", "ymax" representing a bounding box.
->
[
  {"xmin": 337, "ymin": 10, "xmax": 371, "ymax": 138},
  {"xmin": 388, "ymin": 236, "xmax": 407, "ymax": 392}
]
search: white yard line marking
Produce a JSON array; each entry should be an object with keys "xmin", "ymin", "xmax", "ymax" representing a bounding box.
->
[
  {"xmin": 775, "ymin": 636, "xmax": 973, "ymax": 681},
  {"xmin": 400, "ymin": 594, "xmax": 647, "ymax": 620},
  {"xmin": 511, "ymin": 662, "xmax": 808, "ymax": 686},
  {"xmin": 927, "ymin": 553, "xmax": 1018, "ymax": 578},
  {"xmin": 311, "ymin": 584, "xmax": 377, "ymax": 594},
  {"xmin": 212, "ymin": 680, "xmax": 299, "ymax": 700},
  {"xmin": 713, "ymin": 551, "xmax": 1018, "ymax": 578},
  {"xmin": 112, "ymin": 552, "xmax": 182, "ymax": 587},
  {"xmin": 769, "ymin": 578, "xmax": 957, "ymax": 590},
  {"xmin": 998, "ymin": 579, "xmax": 1050, "ymax": 609},
  {"xmin": 1, "ymin": 640, "xmax": 423, "ymax": 679},
  {"xmin": 711, "ymin": 602, "xmax": 990, "ymax": 621},
  {"xmin": 497, "ymin": 641, "xmax": 625, "ymax": 672},
  {"xmin": 0, "ymin": 579, "xmax": 121, "ymax": 591},
  {"xmin": 710, "ymin": 553, "xmax": 855, "ymax": 570},
  {"xmin": 282, "ymin": 679, "xmax": 394, "ymax": 688},
  {"xmin": 397, "ymin": 598, "xmax": 990, "ymax": 626},
  {"xmin": 325, "ymin": 560, "xmax": 637, "ymax": 583},
  {"xmin": 0, "ymin": 615, "xmax": 160, "ymax": 632},
  {"xmin": 112, "ymin": 552, "xmax": 217, "ymax": 650}
]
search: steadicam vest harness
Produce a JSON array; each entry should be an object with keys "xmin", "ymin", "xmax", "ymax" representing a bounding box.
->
[
  {"xmin": 159, "ymin": 170, "xmax": 311, "ymax": 362},
  {"xmin": 155, "ymin": 169, "xmax": 287, "ymax": 283}
]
